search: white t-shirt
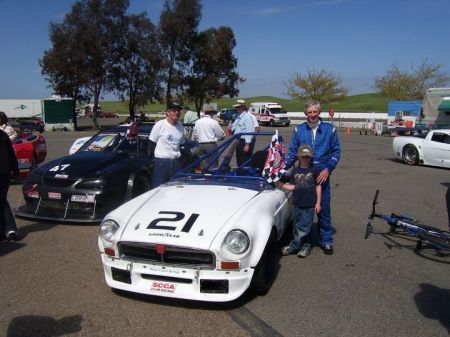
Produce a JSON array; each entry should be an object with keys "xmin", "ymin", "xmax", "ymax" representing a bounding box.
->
[
  {"xmin": 193, "ymin": 115, "xmax": 225, "ymax": 143},
  {"xmin": 0, "ymin": 124, "xmax": 18, "ymax": 141},
  {"xmin": 250, "ymin": 113, "xmax": 259, "ymax": 130},
  {"xmin": 149, "ymin": 119, "xmax": 185, "ymax": 159}
]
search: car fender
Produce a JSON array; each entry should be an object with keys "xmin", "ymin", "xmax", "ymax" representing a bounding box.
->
[
  {"xmin": 210, "ymin": 189, "xmax": 289, "ymax": 268},
  {"xmin": 393, "ymin": 137, "xmax": 425, "ymax": 162}
]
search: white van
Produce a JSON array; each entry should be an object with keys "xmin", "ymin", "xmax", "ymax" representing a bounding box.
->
[{"xmin": 248, "ymin": 102, "xmax": 290, "ymax": 126}]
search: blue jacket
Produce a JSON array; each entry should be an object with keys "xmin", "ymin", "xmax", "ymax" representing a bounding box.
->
[{"xmin": 286, "ymin": 121, "xmax": 341, "ymax": 172}]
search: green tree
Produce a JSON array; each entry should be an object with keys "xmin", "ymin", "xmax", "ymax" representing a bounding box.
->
[
  {"xmin": 41, "ymin": 0, "xmax": 130, "ymax": 129},
  {"xmin": 184, "ymin": 27, "xmax": 244, "ymax": 114},
  {"xmin": 284, "ymin": 68, "xmax": 348, "ymax": 104},
  {"xmin": 107, "ymin": 13, "xmax": 163, "ymax": 116},
  {"xmin": 374, "ymin": 60, "xmax": 450, "ymax": 100},
  {"xmin": 40, "ymin": 14, "xmax": 91, "ymax": 121},
  {"xmin": 158, "ymin": 0, "xmax": 202, "ymax": 107}
]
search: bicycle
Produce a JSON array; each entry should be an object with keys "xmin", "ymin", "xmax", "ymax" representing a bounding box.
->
[{"xmin": 365, "ymin": 190, "xmax": 450, "ymax": 256}]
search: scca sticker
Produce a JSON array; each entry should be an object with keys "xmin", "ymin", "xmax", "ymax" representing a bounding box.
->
[
  {"xmin": 147, "ymin": 211, "xmax": 199, "ymax": 233},
  {"xmin": 151, "ymin": 282, "xmax": 177, "ymax": 293}
]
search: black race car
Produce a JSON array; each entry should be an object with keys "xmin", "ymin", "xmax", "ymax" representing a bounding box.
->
[{"xmin": 15, "ymin": 122, "xmax": 196, "ymax": 223}]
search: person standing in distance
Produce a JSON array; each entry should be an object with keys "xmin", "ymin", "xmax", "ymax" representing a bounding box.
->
[
  {"xmin": 286, "ymin": 100, "xmax": 341, "ymax": 255},
  {"xmin": 149, "ymin": 103, "xmax": 185, "ymax": 188},
  {"xmin": 193, "ymin": 105, "xmax": 225, "ymax": 168},
  {"xmin": 0, "ymin": 129, "xmax": 19, "ymax": 241},
  {"xmin": 0, "ymin": 111, "xmax": 18, "ymax": 141},
  {"xmin": 227, "ymin": 99, "xmax": 254, "ymax": 166}
]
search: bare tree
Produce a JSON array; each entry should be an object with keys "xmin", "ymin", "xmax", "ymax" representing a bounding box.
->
[
  {"xmin": 284, "ymin": 68, "xmax": 348, "ymax": 104},
  {"xmin": 374, "ymin": 59, "xmax": 450, "ymax": 100}
]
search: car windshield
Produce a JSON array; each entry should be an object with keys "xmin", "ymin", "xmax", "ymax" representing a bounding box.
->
[
  {"xmin": 175, "ymin": 132, "xmax": 280, "ymax": 191},
  {"xmin": 268, "ymin": 108, "xmax": 284, "ymax": 114},
  {"xmin": 79, "ymin": 131, "xmax": 150, "ymax": 156}
]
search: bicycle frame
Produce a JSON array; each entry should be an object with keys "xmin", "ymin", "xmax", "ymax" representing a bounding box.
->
[{"xmin": 365, "ymin": 190, "xmax": 450, "ymax": 255}]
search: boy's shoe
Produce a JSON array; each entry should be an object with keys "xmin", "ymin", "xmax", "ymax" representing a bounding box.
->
[
  {"xmin": 6, "ymin": 231, "xmax": 19, "ymax": 241},
  {"xmin": 281, "ymin": 246, "xmax": 296, "ymax": 256},
  {"xmin": 298, "ymin": 246, "xmax": 312, "ymax": 258},
  {"xmin": 321, "ymin": 244, "xmax": 333, "ymax": 255}
]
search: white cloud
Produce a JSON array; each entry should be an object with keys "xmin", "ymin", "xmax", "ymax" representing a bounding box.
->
[{"xmin": 252, "ymin": 7, "xmax": 283, "ymax": 16}]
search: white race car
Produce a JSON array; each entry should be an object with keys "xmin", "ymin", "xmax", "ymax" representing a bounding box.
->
[
  {"xmin": 98, "ymin": 132, "xmax": 292, "ymax": 302},
  {"xmin": 392, "ymin": 129, "xmax": 450, "ymax": 168}
]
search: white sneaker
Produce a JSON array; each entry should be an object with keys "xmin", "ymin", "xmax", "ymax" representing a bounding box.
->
[{"xmin": 298, "ymin": 246, "xmax": 311, "ymax": 258}]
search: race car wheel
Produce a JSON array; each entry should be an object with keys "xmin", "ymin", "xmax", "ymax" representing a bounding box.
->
[
  {"xmin": 252, "ymin": 229, "xmax": 278, "ymax": 295},
  {"xmin": 131, "ymin": 174, "xmax": 150, "ymax": 197},
  {"xmin": 402, "ymin": 145, "xmax": 419, "ymax": 165}
]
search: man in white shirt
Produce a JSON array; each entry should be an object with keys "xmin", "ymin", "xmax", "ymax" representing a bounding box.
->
[
  {"xmin": 193, "ymin": 105, "xmax": 225, "ymax": 168},
  {"xmin": 149, "ymin": 103, "xmax": 185, "ymax": 188}
]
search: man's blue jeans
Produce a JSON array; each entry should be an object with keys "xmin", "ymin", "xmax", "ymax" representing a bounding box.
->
[
  {"xmin": 288, "ymin": 206, "xmax": 314, "ymax": 252},
  {"xmin": 152, "ymin": 158, "xmax": 181, "ymax": 188}
]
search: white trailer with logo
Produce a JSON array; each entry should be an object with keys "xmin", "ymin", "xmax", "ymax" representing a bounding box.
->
[
  {"xmin": 248, "ymin": 102, "xmax": 291, "ymax": 126},
  {"xmin": 0, "ymin": 99, "xmax": 42, "ymax": 119}
]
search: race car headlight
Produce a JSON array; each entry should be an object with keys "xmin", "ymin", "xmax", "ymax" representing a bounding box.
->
[
  {"xmin": 100, "ymin": 219, "xmax": 119, "ymax": 242},
  {"xmin": 223, "ymin": 230, "xmax": 250, "ymax": 255},
  {"xmin": 76, "ymin": 178, "xmax": 104, "ymax": 190}
]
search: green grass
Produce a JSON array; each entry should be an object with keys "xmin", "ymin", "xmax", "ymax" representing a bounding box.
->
[{"xmin": 99, "ymin": 92, "xmax": 389, "ymax": 115}]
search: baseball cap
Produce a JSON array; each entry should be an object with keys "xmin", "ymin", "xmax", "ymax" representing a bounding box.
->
[
  {"xmin": 298, "ymin": 144, "xmax": 313, "ymax": 157},
  {"xmin": 167, "ymin": 102, "xmax": 182, "ymax": 111}
]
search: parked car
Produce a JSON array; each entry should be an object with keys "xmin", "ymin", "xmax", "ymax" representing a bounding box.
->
[
  {"xmin": 218, "ymin": 108, "xmax": 238, "ymax": 123},
  {"xmin": 98, "ymin": 132, "xmax": 292, "ymax": 302},
  {"xmin": 12, "ymin": 126, "xmax": 47, "ymax": 178},
  {"xmin": 16, "ymin": 122, "xmax": 197, "ymax": 223},
  {"xmin": 392, "ymin": 128, "xmax": 450, "ymax": 168}
]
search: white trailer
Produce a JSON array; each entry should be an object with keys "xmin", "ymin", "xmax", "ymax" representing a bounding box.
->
[
  {"xmin": 0, "ymin": 99, "xmax": 42, "ymax": 119},
  {"xmin": 416, "ymin": 88, "xmax": 450, "ymax": 128}
]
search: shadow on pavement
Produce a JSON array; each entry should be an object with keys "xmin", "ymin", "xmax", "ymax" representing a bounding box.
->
[
  {"xmin": 414, "ymin": 283, "xmax": 450, "ymax": 334},
  {"xmin": 0, "ymin": 242, "xmax": 26, "ymax": 257},
  {"xmin": 7, "ymin": 314, "xmax": 82, "ymax": 337}
]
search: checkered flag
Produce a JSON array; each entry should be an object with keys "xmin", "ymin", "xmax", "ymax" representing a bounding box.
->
[
  {"xmin": 262, "ymin": 130, "xmax": 286, "ymax": 183},
  {"xmin": 126, "ymin": 120, "xmax": 139, "ymax": 144}
]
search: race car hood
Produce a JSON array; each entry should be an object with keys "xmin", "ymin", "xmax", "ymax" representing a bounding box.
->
[
  {"xmin": 38, "ymin": 151, "xmax": 128, "ymax": 178},
  {"xmin": 118, "ymin": 184, "xmax": 260, "ymax": 250}
]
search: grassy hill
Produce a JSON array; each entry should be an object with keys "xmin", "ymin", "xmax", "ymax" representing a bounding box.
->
[{"xmin": 100, "ymin": 92, "xmax": 389, "ymax": 114}]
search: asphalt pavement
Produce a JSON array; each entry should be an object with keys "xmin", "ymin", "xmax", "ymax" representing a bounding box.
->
[{"xmin": 1, "ymin": 126, "xmax": 449, "ymax": 337}]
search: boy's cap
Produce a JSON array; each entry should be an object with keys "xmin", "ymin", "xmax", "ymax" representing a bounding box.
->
[{"xmin": 298, "ymin": 144, "xmax": 313, "ymax": 157}]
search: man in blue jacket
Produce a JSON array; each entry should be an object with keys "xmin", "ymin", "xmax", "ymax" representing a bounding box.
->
[{"xmin": 286, "ymin": 100, "xmax": 341, "ymax": 255}]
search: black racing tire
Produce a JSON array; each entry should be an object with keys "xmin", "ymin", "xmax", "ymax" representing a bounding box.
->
[
  {"xmin": 131, "ymin": 174, "xmax": 151, "ymax": 198},
  {"xmin": 402, "ymin": 145, "xmax": 419, "ymax": 165},
  {"xmin": 252, "ymin": 229, "xmax": 278, "ymax": 295}
]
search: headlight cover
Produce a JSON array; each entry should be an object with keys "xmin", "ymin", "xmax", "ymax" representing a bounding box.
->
[
  {"xmin": 223, "ymin": 230, "xmax": 250, "ymax": 255},
  {"xmin": 76, "ymin": 178, "xmax": 104, "ymax": 190},
  {"xmin": 100, "ymin": 219, "xmax": 119, "ymax": 242}
]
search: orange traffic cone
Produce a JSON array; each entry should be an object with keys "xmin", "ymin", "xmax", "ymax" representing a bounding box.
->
[{"xmin": 346, "ymin": 127, "xmax": 350, "ymax": 135}]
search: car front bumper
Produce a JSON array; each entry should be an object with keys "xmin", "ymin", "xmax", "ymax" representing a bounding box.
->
[{"xmin": 100, "ymin": 253, "xmax": 255, "ymax": 302}]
